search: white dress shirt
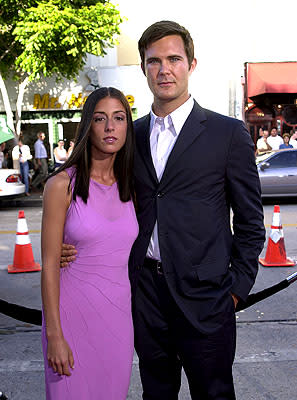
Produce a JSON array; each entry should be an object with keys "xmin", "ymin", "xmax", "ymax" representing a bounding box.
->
[{"xmin": 146, "ymin": 96, "xmax": 194, "ymax": 261}]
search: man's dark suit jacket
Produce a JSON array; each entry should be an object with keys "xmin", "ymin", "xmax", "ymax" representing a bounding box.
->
[{"xmin": 129, "ymin": 101, "xmax": 266, "ymax": 334}]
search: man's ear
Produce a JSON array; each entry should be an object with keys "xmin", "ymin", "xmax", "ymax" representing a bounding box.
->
[
  {"xmin": 141, "ymin": 62, "xmax": 146, "ymax": 76},
  {"xmin": 189, "ymin": 57, "xmax": 197, "ymax": 74}
]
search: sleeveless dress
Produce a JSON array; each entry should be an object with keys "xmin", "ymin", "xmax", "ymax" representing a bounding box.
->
[{"xmin": 42, "ymin": 168, "xmax": 138, "ymax": 399}]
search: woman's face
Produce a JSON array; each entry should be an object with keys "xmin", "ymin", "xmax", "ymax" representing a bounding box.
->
[
  {"xmin": 90, "ymin": 97, "xmax": 127, "ymax": 157},
  {"xmin": 284, "ymin": 135, "xmax": 290, "ymax": 144}
]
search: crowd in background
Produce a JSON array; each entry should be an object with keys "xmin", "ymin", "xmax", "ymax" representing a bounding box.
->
[
  {"xmin": 0, "ymin": 132, "xmax": 75, "ymax": 196},
  {"xmin": 256, "ymin": 127, "xmax": 297, "ymax": 155},
  {"xmin": 2, "ymin": 126, "xmax": 297, "ymax": 191}
]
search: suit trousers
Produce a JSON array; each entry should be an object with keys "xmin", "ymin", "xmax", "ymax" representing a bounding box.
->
[{"xmin": 133, "ymin": 261, "xmax": 237, "ymax": 400}]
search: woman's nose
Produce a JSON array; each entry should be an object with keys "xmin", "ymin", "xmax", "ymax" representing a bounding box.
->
[{"xmin": 105, "ymin": 118, "xmax": 115, "ymax": 131}]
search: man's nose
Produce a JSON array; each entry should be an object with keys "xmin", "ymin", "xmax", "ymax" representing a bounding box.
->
[{"xmin": 159, "ymin": 61, "xmax": 170, "ymax": 74}]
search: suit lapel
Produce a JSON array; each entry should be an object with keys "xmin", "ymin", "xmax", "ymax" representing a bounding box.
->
[
  {"xmin": 135, "ymin": 114, "xmax": 158, "ymax": 184},
  {"xmin": 160, "ymin": 101, "xmax": 207, "ymax": 184}
]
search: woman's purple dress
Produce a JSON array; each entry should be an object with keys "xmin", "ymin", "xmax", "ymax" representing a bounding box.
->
[{"xmin": 42, "ymin": 168, "xmax": 138, "ymax": 399}]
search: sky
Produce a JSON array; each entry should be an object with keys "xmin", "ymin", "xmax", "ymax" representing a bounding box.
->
[{"xmin": 116, "ymin": 0, "xmax": 297, "ymax": 115}]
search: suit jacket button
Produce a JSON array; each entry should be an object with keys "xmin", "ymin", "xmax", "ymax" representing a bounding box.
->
[{"xmin": 157, "ymin": 192, "xmax": 164, "ymax": 198}]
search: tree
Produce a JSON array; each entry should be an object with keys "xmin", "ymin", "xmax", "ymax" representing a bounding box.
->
[{"xmin": 0, "ymin": 0, "xmax": 122, "ymax": 135}]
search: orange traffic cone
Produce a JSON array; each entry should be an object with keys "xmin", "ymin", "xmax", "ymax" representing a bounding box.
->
[
  {"xmin": 259, "ymin": 205, "xmax": 295, "ymax": 267},
  {"xmin": 8, "ymin": 210, "xmax": 41, "ymax": 273}
]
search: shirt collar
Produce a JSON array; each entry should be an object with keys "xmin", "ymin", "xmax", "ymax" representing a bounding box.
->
[{"xmin": 150, "ymin": 96, "xmax": 194, "ymax": 136}]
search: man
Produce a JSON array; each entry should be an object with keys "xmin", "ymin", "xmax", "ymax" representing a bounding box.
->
[
  {"xmin": 267, "ymin": 127, "xmax": 283, "ymax": 150},
  {"xmin": 62, "ymin": 21, "xmax": 265, "ymax": 399},
  {"xmin": 289, "ymin": 130, "xmax": 297, "ymax": 148},
  {"xmin": 12, "ymin": 137, "xmax": 32, "ymax": 196},
  {"xmin": 256, "ymin": 129, "xmax": 272, "ymax": 155},
  {"xmin": 31, "ymin": 131, "xmax": 48, "ymax": 190}
]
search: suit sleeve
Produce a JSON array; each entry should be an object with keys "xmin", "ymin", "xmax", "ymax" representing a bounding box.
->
[{"xmin": 226, "ymin": 120, "xmax": 266, "ymax": 301}]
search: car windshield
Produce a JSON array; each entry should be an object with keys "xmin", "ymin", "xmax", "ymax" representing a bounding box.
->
[{"xmin": 255, "ymin": 151, "xmax": 276, "ymax": 165}]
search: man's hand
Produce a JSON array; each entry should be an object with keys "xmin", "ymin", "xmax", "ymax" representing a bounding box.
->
[
  {"xmin": 60, "ymin": 244, "xmax": 77, "ymax": 268},
  {"xmin": 231, "ymin": 293, "xmax": 239, "ymax": 309}
]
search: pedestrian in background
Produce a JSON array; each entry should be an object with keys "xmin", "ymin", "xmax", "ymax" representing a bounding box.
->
[
  {"xmin": 12, "ymin": 137, "xmax": 32, "ymax": 196},
  {"xmin": 279, "ymin": 133, "xmax": 293, "ymax": 149},
  {"xmin": 67, "ymin": 139, "xmax": 75, "ymax": 158},
  {"xmin": 258, "ymin": 127, "xmax": 264, "ymax": 138},
  {"xmin": 289, "ymin": 130, "xmax": 297, "ymax": 148},
  {"xmin": 256, "ymin": 129, "xmax": 272, "ymax": 155},
  {"xmin": 53, "ymin": 139, "xmax": 67, "ymax": 169},
  {"xmin": 267, "ymin": 127, "xmax": 284, "ymax": 150},
  {"xmin": 0, "ymin": 143, "xmax": 5, "ymax": 168},
  {"xmin": 31, "ymin": 132, "xmax": 48, "ymax": 191}
]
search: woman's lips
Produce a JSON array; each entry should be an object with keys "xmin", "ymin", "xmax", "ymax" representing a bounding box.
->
[{"xmin": 103, "ymin": 136, "xmax": 117, "ymax": 144}]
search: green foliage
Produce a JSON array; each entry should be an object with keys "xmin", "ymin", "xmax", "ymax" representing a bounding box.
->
[{"xmin": 0, "ymin": 0, "xmax": 122, "ymax": 81}]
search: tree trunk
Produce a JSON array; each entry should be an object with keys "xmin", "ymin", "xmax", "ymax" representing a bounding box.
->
[
  {"xmin": 15, "ymin": 76, "xmax": 30, "ymax": 136},
  {"xmin": 0, "ymin": 72, "xmax": 16, "ymax": 136}
]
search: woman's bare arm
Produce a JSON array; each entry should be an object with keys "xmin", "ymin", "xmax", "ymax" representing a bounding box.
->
[{"xmin": 41, "ymin": 171, "xmax": 74, "ymax": 375}]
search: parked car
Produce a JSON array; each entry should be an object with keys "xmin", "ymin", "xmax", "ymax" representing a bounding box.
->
[
  {"xmin": 0, "ymin": 169, "xmax": 25, "ymax": 199},
  {"xmin": 256, "ymin": 149, "xmax": 297, "ymax": 197}
]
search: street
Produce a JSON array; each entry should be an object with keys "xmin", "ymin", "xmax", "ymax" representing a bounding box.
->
[{"xmin": 0, "ymin": 197, "xmax": 297, "ymax": 399}]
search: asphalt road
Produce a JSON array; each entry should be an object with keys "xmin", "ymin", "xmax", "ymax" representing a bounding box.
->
[{"xmin": 0, "ymin": 197, "xmax": 297, "ymax": 399}]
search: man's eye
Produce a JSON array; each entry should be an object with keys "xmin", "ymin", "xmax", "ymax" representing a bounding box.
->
[
  {"xmin": 147, "ymin": 59, "xmax": 159, "ymax": 64},
  {"xmin": 170, "ymin": 57, "xmax": 180, "ymax": 62}
]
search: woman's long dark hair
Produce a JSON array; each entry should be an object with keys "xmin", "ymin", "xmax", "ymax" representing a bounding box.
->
[{"xmin": 50, "ymin": 87, "xmax": 135, "ymax": 204}]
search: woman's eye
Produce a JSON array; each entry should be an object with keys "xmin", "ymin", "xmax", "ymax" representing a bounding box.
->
[
  {"xmin": 94, "ymin": 117, "xmax": 105, "ymax": 122},
  {"xmin": 115, "ymin": 116, "xmax": 125, "ymax": 121}
]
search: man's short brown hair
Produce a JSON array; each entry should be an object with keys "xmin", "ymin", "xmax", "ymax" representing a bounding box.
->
[{"xmin": 138, "ymin": 20, "xmax": 195, "ymax": 69}]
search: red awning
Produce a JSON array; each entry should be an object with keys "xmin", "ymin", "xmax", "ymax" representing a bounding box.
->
[{"xmin": 247, "ymin": 62, "xmax": 297, "ymax": 98}]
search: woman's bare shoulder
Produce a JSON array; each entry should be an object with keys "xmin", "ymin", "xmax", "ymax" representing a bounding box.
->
[{"xmin": 44, "ymin": 171, "xmax": 71, "ymax": 198}]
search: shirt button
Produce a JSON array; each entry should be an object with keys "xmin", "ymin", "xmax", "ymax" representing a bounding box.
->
[{"xmin": 157, "ymin": 192, "xmax": 164, "ymax": 198}]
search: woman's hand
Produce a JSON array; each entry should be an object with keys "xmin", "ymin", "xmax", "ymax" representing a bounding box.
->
[{"xmin": 47, "ymin": 336, "xmax": 74, "ymax": 376}]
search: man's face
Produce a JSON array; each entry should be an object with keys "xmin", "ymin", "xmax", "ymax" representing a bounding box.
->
[
  {"xmin": 263, "ymin": 130, "xmax": 269, "ymax": 138},
  {"xmin": 270, "ymin": 128, "xmax": 277, "ymax": 137},
  {"xmin": 40, "ymin": 133, "xmax": 45, "ymax": 141},
  {"xmin": 142, "ymin": 35, "xmax": 196, "ymax": 108}
]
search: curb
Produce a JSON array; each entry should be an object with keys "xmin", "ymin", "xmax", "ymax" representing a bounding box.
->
[{"xmin": 0, "ymin": 193, "xmax": 43, "ymax": 208}]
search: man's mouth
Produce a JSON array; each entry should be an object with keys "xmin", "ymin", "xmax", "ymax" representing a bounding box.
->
[{"xmin": 158, "ymin": 81, "xmax": 174, "ymax": 87}]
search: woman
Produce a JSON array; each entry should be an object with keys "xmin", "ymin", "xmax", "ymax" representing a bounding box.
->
[
  {"xmin": 53, "ymin": 139, "xmax": 67, "ymax": 169},
  {"xmin": 279, "ymin": 133, "xmax": 293, "ymax": 149},
  {"xmin": 41, "ymin": 87, "xmax": 138, "ymax": 399}
]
